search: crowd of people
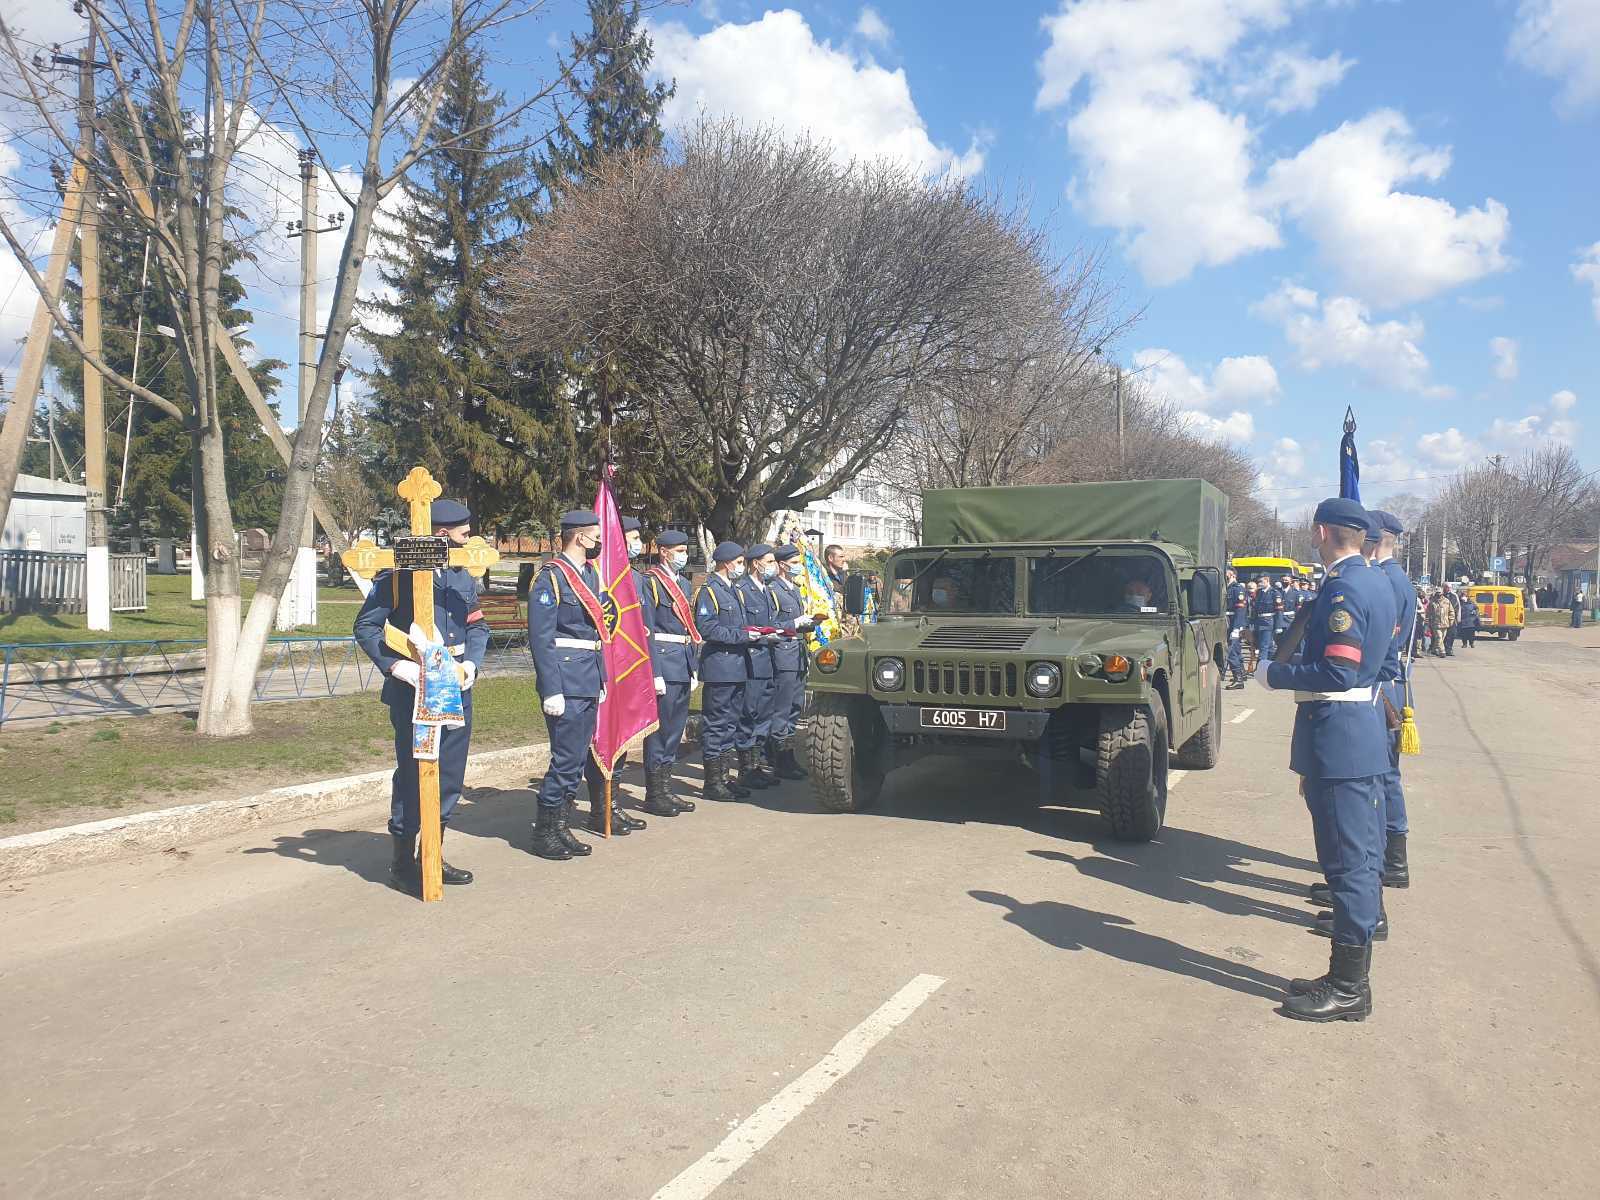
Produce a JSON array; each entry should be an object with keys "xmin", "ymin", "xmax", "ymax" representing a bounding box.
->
[{"xmin": 1413, "ymin": 585, "xmax": 1477, "ymax": 657}]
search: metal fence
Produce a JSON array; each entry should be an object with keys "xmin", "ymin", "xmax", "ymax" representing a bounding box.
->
[
  {"xmin": 0, "ymin": 637, "xmax": 533, "ymax": 728},
  {"xmin": 0, "ymin": 551, "xmax": 148, "ymax": 614}
]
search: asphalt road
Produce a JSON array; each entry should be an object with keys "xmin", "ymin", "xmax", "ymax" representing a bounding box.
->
[{"xmin": 3, "ymin": 624, "xmax": 1597, "ymax": 1199}]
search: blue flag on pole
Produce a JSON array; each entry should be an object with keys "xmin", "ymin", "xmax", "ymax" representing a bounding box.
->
[{"xmin": 1339, "ymin": 407, "xmax": 1360, "ymax": 501}]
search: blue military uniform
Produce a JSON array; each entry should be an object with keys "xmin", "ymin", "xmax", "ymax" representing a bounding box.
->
[
  {"xmin": 1263, "ymin": 497, "xmax": 1397, "ymax": 1022},
  {"xmin": 696, "ymin": 542, "xmax": 750, "ymax": 800},
  {"xmin": 734, "ymin": 544, "xmax": 781, "ymax": 787},
  {"xmin": 1374, "ymin": 510, "xmax": 1418, "ymax": 887},
  {"xmin": 1225, "ymin": 576, "xmax": 1249, "ymax": 686},
  {"xmin": 1252, "ymin": 578, "xmax": 1284, "ymax": 661},
  {"xmin": 767, "ymin": 545, "xmax": 813, "ymax": 778},
  {"xmin": 641, "ymin": 530, "xmax": 700, "ymax": 813},
  {"xmin": 528, "ymin": 511, "xmax": 609, "ymax": 860},
  {"xmin": 352, "ymin": 497, "xmax": 487, "ymax": 890}
]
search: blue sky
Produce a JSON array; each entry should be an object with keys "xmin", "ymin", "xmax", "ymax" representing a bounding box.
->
[{"xmin": 3, "ymin": 0, "xmax": 1596, "ymax": 517}]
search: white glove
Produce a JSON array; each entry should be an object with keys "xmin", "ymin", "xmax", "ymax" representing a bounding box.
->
[
  {"xmin": 690, "ymin": 674, "xmax": 700, "ymax": 691},
  {"xmin": 1229, "ymin": 628, "xmax": 1241, "ymax": 640},
  {"xmin": 543, "ymin": 693, "xmax": 566, "ymax": 717},
  {"xmin": 599, "ymin": 688, "xmax": 607, "ymax": 704},
  {"xmin": 795, "ymin": 615, "xmax": 815, "ymax": 630},
  {"xmin": 407, "ymin": 621, "xmax": 438, "ymax": 655},
  {"xmin": 391, "ymin": 661, "xmax": 421, "ymax": 688},
  {"xmin": 459, "ymin": 661, "xmax": 477, "ymax": 691},
  {"xmin": 654, "ymin": 675, "xmax": 667, "ymax": 695},
  {"xmin": 746, "ymin": 629, "xmax": 762, "ymax": 641},
  {"xmin": 1253, "ymin": 657, "xmax": 1273, "ymax": 688}
]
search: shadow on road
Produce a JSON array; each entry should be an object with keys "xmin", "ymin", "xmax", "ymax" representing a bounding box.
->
[
  {"xmin": 1031, "ymin": 847, "xmax": 1315, "ymax": 927},
  {"xmin": 242, "ymin": 827, "xmax": 396, "ymax": 888},
  {"xmin": 969, "ymin": 889, "xmax": 1289, "ymax": 1001}
]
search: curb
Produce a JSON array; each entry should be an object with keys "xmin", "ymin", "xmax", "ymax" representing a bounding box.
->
[{"xmin": 0, "ymin": 741, "xmax": 554, "ymax": 882}]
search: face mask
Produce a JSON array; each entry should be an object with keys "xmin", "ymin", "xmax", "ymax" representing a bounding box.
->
[
  {"xmin": 627, "ymin": 544, "xmax": 641, "ymax": 560},
  {"xmin": 671, "ymin": 550, "xmax": 688, "ymax": 570},
  {"xmin": 931, "ymin": 588, "xmax": 950, "ymax": 606},
  {"xmin": 789, "ymin": 563, "xmax": 805, "ymax": 577},
  {"xmin": 731, "ymin": 564, "xmax": 746, "ymax": 579},
  {"xmin": 762, "ymin": 564, "xmax": 779, "ymax": 581},
  {"xmin": 1126, "ymin": 592, "xmax": 1148, "ymax": 607},
  {"xmin": 584, "ymin": 541, "xmax": 601, "ymax": 560}
]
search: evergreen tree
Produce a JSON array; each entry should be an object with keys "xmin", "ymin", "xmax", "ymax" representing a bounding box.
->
[
  {"xmin": 531, "ymin": 0, "xmax": 703, "ymax": 527},
  {"xmin": 43, "ymin": 110, "xmax": 286, "ymax": 541},
  {"xmin": 361, "ymin": 43, "xmax": 570, "ymax": 536}
]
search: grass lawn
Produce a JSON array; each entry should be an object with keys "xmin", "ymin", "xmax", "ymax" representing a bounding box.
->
[
  {"xmin": 1526, "ymin": 609, "xmax": 1588, "ymax": 627},
  {"xmin": 0, "ymin": 574, "xmax": 363, "ymax": 648},
  {"xmin": 0, "ymin": 676, "xmax": 548, "ymax": 831}
]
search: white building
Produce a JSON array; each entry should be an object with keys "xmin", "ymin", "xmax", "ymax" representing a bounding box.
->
[
  {"xmin": 2, "ymin": 474, "xmax": 86, "ymax": 553},
  {"xmin": 791, "ymin": 475, "xmax": 918, "ymax": 552}
]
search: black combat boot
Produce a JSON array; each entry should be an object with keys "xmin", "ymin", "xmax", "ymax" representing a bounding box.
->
[
  {"xmin": 1314, "ymin": 902, "xmax": 1388, "ymax": 942},
  {"xmin": 558, "ymin": 794, "xmax": 593, "ymax": 856},
  {"xmin": 438, "ymin": 828, "xmax": 473, "ymax": 885},
  {"xmin": 390, "ymin": 832, "xmax": 420, "ymax": 892},
  {"xmin": 1308, "ymin": 881, "xmax": 1331, "ymax": 906},
  {"xmin": 588, "ymin": 776, "xmax": 640, "ymax": 834},
  {"xmin": 1382, "ymin": 832, "xmax": 1410, "ymax": 888},
  {"xmin": 739, "ymin": 747, "xmax": 773, "ymax": 790},
  {"xmin": 774, "ymin": 736, "xmax": 807, "ymax": 780},
  {"xmin": 662, "ymin": 764, "xmax": 695, "ymax": 812},
  {"xmin": 641, "ymin": 765, "xmax": 679, "ymax": 817},
  {"xmin": 531, "ymin": 805, "xmax": 573, "ymax": 860},
  {"xmin": 703, "ymin": 753, "xmax": 735, "ymax": 801},
  {"xmin": 1282, "ymin": 941, "xmax": 1372, "ymax": 1022},
  {"xmin": 725, "ymin": 752, "xmax": 752, "ymax": 797}
]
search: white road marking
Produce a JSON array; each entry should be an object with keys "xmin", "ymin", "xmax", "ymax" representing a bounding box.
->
[
  {"xmin": 650, "ymin": 973, "xmax": 947, "ymax": 1200},
  {"xmin": 1169, "ymin": 770, "xmax": 1188, "ymax": 790},
  {"xmin": 1230, "ymin": 708, "xmax": 1256, "ymax": 724}
]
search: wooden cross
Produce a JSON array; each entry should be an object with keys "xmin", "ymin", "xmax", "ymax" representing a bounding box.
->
[{"xmin": 341, "ymin": 466, "xmax": 500, "ymax": 902}]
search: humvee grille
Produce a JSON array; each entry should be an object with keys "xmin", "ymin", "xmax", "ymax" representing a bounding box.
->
[
  {"xmin": 918, "ymin": 625, "xmax": 1034, "ymax": 651},
  {"xmin": 912, "ymin": 659, "xmax": 1020, "ymax": 699}
]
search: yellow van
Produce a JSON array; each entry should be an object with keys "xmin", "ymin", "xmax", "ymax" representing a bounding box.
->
[
  {"xmin": 1464, "ymin": 585, "xmax": 1525, "ymax": 641},
  {"xmin": 1231, "ymin": 556, "xmax": 1301, "ymax": 583}
]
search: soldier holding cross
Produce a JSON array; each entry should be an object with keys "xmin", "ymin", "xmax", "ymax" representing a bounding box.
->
[{"xmin": 354, "ymin": 498, "xmax": 489, "ymax": 895}]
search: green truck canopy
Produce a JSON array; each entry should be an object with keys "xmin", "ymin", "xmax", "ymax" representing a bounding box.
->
[{"xmin": 920, "ymin": 480, "xmax": 1228, "ymax": 568}]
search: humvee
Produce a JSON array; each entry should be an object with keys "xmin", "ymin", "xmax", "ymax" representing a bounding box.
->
[{"xmin": 807, "ymin": 480, "xmax": 1229, "ymax": 841}]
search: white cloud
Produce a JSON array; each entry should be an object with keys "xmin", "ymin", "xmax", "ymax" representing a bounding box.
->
[
  {"xmin": 1184, "ymin": 409, "xmax": 1256, "ymax": 443},
  {"xmin": 651, "ymin": 10, "xmax": 984, "ymax": 180},
  {"xmin": 854, "ymin": 7, "xmax": 892, "ymax": 46},
  {"xmin": 1416, "ymin": 428, "xmax": 1481, "ymax": 469},
  {"xmin": 1034, "ymin": 0, "xmax": 1286, "ymax": 285},
  {"xmin": 1247, "ymin": 49, "xmax": 1355, "ymax": 114},
  {"xmin": 1510, "ymin": 0, "xmax": 1600, "ymax": 113},
  {"xmin": 1574, "ymin": 242, "xmax": 1600, "ymax": 323},
  {"xmin": 1489, "ymin": 389, "xmax": 1580, "ymax": 448},
  {"xmin": 1134, "ymin": 347, "xmax": 1281, "ymax": 411},
  {"xmin": 1269, "ymin": 435, "xmax": 1304, "ymax": 476},
  {"xmin": 1254, "ymin": 282, "xmax": 1449, "ymax": 396},
  {"xmin": 1262, "ymin": 111, "xmax": 1511, "ymax": 306},
  {"xmin": 0, "ymin": 0, "xmax": 85, "ymax": 45},
  {"xmin": 1489, "ymin": 336, "xmax": 1519, "ymax": 382}
]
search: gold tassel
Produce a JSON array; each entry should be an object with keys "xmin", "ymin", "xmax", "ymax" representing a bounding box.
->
[{"xmin": 1398, "ymin": 705, "xmax": 1421, "ymax": 755}]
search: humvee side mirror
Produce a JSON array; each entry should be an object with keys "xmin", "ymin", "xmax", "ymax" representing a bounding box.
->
[
  {"xmin": 1188, "ymin": 567, "xmax": 1223, "ymax": 617},
  {"xmin": 843, "ymin": 573, "xmax": 867, "ymax": 616}
]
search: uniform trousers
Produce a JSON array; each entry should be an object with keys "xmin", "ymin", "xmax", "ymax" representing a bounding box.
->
[
  {"xmin": 768, "ymin": 670, "xmax": 805, "ymax": 740},
  {"xmin": 1304, "ymin": 774, "xmax": 1385, "ymax": 945},
  {"xmin": 1226, "ymin": 626, "xmax": 1245, "ymax": 679},
  {"xmin": 1254, "ymin": 617, "xmax": 1277, "ymax": 662},
  {"xmin": 738, "ymin": 674, "xmax": 775, "ymax": 750},
  {"xmin": 701, "ymin": 681, "xmax": 744, "ymax": 758},
  {"xmin": 386, "ymin": 683, "xmax": 473, "ymax": 837},
  {"xmin": 644, "ymin": 681, "xmax": 692, "ymax": 770},
  {"xmin": 1377, "ymin": 679, "xmax": 1408, "ymax": 838},
  {"xmin": 536, "ymin": 696, "xmax": 599, "ymax": 810}
]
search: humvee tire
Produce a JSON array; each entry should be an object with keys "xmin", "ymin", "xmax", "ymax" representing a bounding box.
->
[
  {"xmin": 810, "ymin": 694, "xmax": 887, "ymax": 813},
  {"xmin": 1096, "ymin": 701, "xmax": 1169, "ymax": 842},
  {"xmin": 1174, "ymin": 673, "xmax": 1222, "ymax": 770}
]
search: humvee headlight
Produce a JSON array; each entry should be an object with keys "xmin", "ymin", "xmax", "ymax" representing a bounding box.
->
[
  {"xmin": 1026, "ymin": 662, "xmax": 1062, "ymax": 698},
  {"xmin": 1101, "ymin": 654, "xmax": 1132, "ymax": 682},
  {"xmin": 816, "ymin": 647, "xmax": 841, "ymax": 672},
  {"xmin": 1075, "ymin": 653, "xmax": 1103, "ymax": 678},
  {"xmin": 873, "ymin": 656, "xmax": 905, "ymax": 691}
]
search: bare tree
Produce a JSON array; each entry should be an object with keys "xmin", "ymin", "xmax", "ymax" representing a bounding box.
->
[
  {"xmin": 0, "ymin": 1, "xmax": 571, "ymax": 734},
  {"xmin": 504, "ymin": 119, "xmax": 1102, "ymax": 539}
]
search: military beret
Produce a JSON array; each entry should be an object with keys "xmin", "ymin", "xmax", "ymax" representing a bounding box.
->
[
  {"xmin": 773, "ymin": 544, "xmax": 800, "ymax": 561},
  {"xmin": 746, "ymin": 542, "xmax": 774, "ymax": 559},
  {"xmin": 621, "ymin": 516, "xmax": 642, "ymax": 533},
  {"xmin": 1375, "ymin": 509, "xmax": 1404, "ymax": 536},
  {"xmin": 560, "ymin": 508, "xmax": 600, "ymax": 529},
  {"xmin": 656, "ymin": 529, "xmax": 689, "ymax": 548},
  {"xmin": 1312, "ymin": 497, "xmax": 1371, "ymax": 532},
  {"xmin": 712, "ymin": 540, "xmax": 745, "ymax": 563},
  {"xmin": 430, "ymin": 499, "xmax": 471, "ymax": 527}
]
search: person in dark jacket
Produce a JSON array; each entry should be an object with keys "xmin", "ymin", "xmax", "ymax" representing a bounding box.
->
[
  {"xmin": 1457, "ymin": 594, "xmax": 1479, "ymax": 648},
  {"xmin": 696, "ymin": 542, "xmax": 752, "ymax": 801}
]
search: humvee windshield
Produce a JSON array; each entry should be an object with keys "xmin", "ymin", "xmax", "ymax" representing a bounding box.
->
[
  {"xmin": 1027, "ymin": 550, "xmax": 1171, "ymax": 616},
  {"xmin": 887, "ymin": 554, "xmax": 1017, "ymax": 614}
]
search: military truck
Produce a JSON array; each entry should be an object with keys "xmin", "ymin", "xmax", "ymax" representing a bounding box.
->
[{"xmin": 807, "ymin": 480, "xmax": 1229, "ymax": 841}]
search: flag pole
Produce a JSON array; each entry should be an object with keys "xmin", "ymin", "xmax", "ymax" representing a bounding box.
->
[{"xmin": 602, "ymin": 372, "xmax": 614, "ymax": 840}]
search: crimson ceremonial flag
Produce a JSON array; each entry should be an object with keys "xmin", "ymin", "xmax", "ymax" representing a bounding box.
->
[{"xmin": 589, "ymin": 468, "xmax": 659, "ymax": 780}]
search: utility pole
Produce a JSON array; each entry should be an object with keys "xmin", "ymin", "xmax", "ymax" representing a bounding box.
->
[
  {"xmin": 1488, "ymin": 453, "xmax": 1505, "ymax": 583},
  {"xmin": 1114, "ymin": 366, "xmax": 1125, "ymax": 477},
  {"xmin": 1440, "ymin": 514, "xmax": 1449, "ymax": 586},
  {"xmin": 278, "ymin": 149, "xmax": 343, "ymax": 630}
]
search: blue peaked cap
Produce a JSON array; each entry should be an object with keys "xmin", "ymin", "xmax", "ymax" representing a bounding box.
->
[
  {"xmin": 713, "ymin": 540, "xmax": 745, "ymax": 563},
  {"xmin": 430, "ymin": 499, "xmax": 471, "ymax": 527},
  {"xmin": 1313, "ymin": 497, "xmax": 1371, "ymax": 533}
]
